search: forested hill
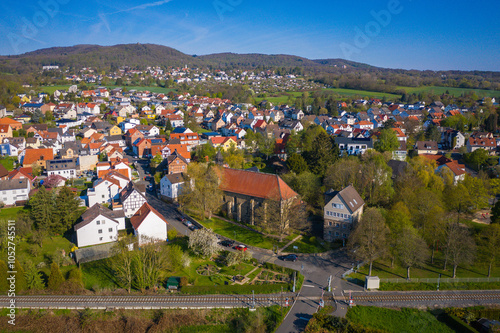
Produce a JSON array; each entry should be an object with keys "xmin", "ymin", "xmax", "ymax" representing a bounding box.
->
[
  {"xmin": 0, "ymin": 43, "xmax": 499, "ymax": 90},
  {"xmin": 0, "ymin": 44, "xmax": 204, "ymax": 74}
]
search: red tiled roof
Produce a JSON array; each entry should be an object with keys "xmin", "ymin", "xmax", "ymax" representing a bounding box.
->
[
  {"xmin": 23, "ymin": 148, "xmax": 53, "ymax": 165},
  {"xmin": 220, "ymin": 168, "xmax": 298, "ymax": 201},
  {"xmin": 468, "ymin": 137, "xmax": 495, "ymax": 147},
  {"xmin": 130, "ymin": 202, "xmax": 168, "ymax": 230},
  {"xmin": 444, "ymin": 160, "xmax": 466, "ymax": 176}
]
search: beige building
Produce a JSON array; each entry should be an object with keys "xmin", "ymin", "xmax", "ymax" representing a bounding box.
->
[{"xmin": 323, "ymin": 185, "xmax": 364, "ymax": 242}]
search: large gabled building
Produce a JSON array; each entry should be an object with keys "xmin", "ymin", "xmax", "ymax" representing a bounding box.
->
[
  {"xmin": 219, "ymin": 168, "xmax": 298, "ymax": 225},
  {"xmin": 323, "ymin": 185, "xmax": 364, "ymax": 242}
]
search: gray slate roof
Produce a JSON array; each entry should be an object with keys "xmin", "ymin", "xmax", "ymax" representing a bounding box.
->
[
  {"xmin": 74, "ymin": 203, "xmax": 124, "ymax": 231},
  {"xmin": 324, "ymin": 185, "xmax": 364, "ymax": 214}
]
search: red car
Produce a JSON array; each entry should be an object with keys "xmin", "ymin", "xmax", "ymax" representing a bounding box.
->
[{"xmin": 234, "ymin": 245, "xmax": 248, "ymax": 251}]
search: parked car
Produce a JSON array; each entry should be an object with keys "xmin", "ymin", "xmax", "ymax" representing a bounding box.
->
[
  {"xmin": 183, "ymin": 220, "xmax": 193, "ymax": 228},
  {"xmin": 177, "ymin": 216, "xmax": 187, "ymax": 222},
  {"xmin": 189, "ymin": 224, "xmax": 199, "ymax": 231},
  {"xmin": 278, "ymin": 254, "xmax": 298, "ymax": 262},
  {"xmin": 219, "ymin": 240, "xmax": 235, "ymax": 247},
  {"xmin": 234, "ymin": 244, "xmax": 248, "ymax": 252}
]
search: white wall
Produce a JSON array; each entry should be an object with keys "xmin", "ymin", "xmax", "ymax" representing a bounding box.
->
[
  {"xmin": 136, "ymin": 213, "xmax": 167, "ymax": 246},
  {"xmin": 76, "ymin": 214, "xmax": 118, "ymax": 247}
]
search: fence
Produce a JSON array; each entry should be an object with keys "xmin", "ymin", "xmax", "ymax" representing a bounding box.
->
[{"xmin": 379, "ymin": 277, "xmax": 500, "ymax": 284}]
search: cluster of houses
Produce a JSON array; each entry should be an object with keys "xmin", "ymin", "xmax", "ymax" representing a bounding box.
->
[{"xmin": 0, "ymin": 83, "xmax": 498, "ymax": 245}]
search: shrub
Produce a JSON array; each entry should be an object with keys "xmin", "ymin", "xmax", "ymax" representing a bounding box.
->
[
  {"xmin": 179, "ymin": 276, "xmax": 188, "ymax": 287},
  {"xmin": 309, "ymin": 236, "xmax": 316, "ymax": 243},
  {"xmin": 181, "ymin": 283, "xmax": 291, "ymax": 295},
  {"xmin": 48, "ymin": 262, "xmax": 64, "ymax": 290},
  {"xmin": 167, "ymin": 228, "xmax": 178, "ymax": 240}
]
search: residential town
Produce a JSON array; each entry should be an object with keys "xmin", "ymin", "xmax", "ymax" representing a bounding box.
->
[{"xmin": 0, "ymin": 64, "xmax": 499, "ymax": 333}]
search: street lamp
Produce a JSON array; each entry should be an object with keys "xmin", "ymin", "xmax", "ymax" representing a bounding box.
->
[
  {"xmin": 437, "ymin": 273, "xmax": 441, "ymax": 291},
  {"xmin": 233, "ymin": 231, "xmax": 236, "ymax": 240}
]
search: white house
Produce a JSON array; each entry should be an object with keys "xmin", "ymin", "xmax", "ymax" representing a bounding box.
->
[
  {"xmin": 0, "ymin": 179, "xmax": 31, "ymax": 206},
  {"xmin": 160, "ymin": 173, "xmax": 185, "ymax": 201},
  {"xmin": 87, "ymin": 173, "xmax": 127, "ymax": 207},
  {"xmin": 119, "ymin": 181, "xmax": 147, "ymax": 218},
  {"xmin": 130, "ymin": 202, "xmax": 168, "ymax": 246},
  {"xmin": 46, "ymin": 158, "xmax": 77, "ymax": 178},
  {"xmin": 74, "ymin": 203, "xmax": 125, "ymax": 247}
]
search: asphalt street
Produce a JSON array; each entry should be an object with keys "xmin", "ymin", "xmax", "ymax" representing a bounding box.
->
[{"xmin": 130, "ymin": 154, "xmax": 359, "ymax": 332}]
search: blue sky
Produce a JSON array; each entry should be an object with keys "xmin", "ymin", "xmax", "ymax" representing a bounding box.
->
[{"xmin": 1, "ymin": 0, "xmax": 499, "ymax": 71}]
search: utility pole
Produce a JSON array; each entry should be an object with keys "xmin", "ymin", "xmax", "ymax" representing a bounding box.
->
[
  {"xmin": 437, "ymin": 273, "xmax": 441, "ymax": 291},
  {"xmin": 252, "ymin": 290, "xmax": 255, "ymax": 308},
  {"xmin": 293, "ymin": 271, "xmax": 296, "ymax": 293},
  {"xmin": 328, "ymin": 275, "xmax": 332, "ymax": 292}
]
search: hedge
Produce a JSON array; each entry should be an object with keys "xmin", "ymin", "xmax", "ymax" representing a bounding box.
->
[
  {"xmin": 440, "ymin": 313, "xmax": 480, "ymax": 333},
  {"xmin": 179, "ymin": 283, "xmax": 291, "ymax": 295}
]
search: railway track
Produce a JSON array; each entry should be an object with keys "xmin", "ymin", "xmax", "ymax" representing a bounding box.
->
[
  {"xmin": 346, "ymin": 291, "xmax": 500, "ymax": 304},
  {"xmin": 0, "ymin": 294, "xmax": 294, "ymax": 309}
]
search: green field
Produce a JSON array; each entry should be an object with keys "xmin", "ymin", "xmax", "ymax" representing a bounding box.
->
[
  {"xmin": 323, "ymin": 87, "xmax": 401, "ymax": 99},
  {"xmin": 346, "ymin": 307, "xmax": 455, "ymax": 333},
  {"xmin": 396, "ymin": 85, "xmax": 500, "ymax": 98},
  {"xmin": 254, "ymin": 89, "xmax": 401, "ymax": 105}
]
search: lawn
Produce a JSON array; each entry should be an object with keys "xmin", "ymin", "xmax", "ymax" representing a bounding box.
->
[
  {"xmin": 0, "ymin": 156, "xmax": 16, "ymax": 171},
  {"xmin": 323, "ymin": 87, "xmax": 401, "ymax": 99},
  {"xmin": 346, "ymin": 306, "xmax": 455, "ymax": 333},
  {"xmin": 396, "ymin": 85, "xmax": 500, "ymax": 98},
  {"xmin": 345, "ymin": 253, "xmax": 500, "ymax": 291},
  {"xmin": 282, "ymin": 235, "xmax": 328, "ymax": 254},
  {"xmin": 0, "ymin": 206, "xmax": 28, "ymax": 220},
  {"xmin": 197, "ymin": 217, "xmax": 284, "ymax": 250}
]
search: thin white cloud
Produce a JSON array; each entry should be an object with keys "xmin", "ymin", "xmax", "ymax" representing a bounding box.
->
[{"xmin": 108, "ymin": 0, "xmax": 174, "ymax": 14}]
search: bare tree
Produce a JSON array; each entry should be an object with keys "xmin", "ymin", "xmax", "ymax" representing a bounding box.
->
[
  {"xmin": 255, "ymin": 196, "xmax": 305, "ymax": 242},
  {"xmin": 348, "ymin": 208, "xmax": 389, "ymax": 276},
  {"xmin": 443, "ymin": 222, "xmax": 476, "ymax": 278},
  {"xmin": 111, "ymin": 236, "xmax": 135, "ymax": 293},
  {"xmin": 188, "ymin": 228, "xmax": 220, "ymax": 258},
  {"xmin": 395, "ymin": 226, "xmax": 429, "ymax": 280}
]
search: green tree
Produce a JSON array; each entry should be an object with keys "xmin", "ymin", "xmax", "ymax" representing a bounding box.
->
[
  {"xmin": 491, "ymin": 200, "xmax": 500, "ymax": 224},
  {"xmin": 180, "ymin": 163, "xmax": 222, "ymax": 219},
  {"xmin": 464, "ymin": 149, "xmax": 489, "ymax": 171},
  {"xmin": 13, "ymin": 259, "xmax": 26, "ymax": 292},
  {"xmin": 287, "ymin": 153, "xmax": 308, "ymax": 174},
  {"xmin": 54, "ymin": 186, "xmax": 80, "ymax": 234},
  {"xmin": 0, "ymin": 260, "xmax": 8, "ymax": 292},
  {"xmin": 68, "ymin": 268, "xmax": 84, "ymax": 288},
  {"xmin": 348, "ymin": 208, "xmax": 389, "ymax": 276},
  {"xmin": 257, "ymin": 133, "xmax": 275, "ymax": 160},
  {"xmin": 478, "ymin": 224, "xmax": 500, "ymax": 277},
  {"xmin": 443, "ymin": 222, "xmax": 476, "ymax": 277},
  {"xmin": 24, "ymin": 261, "xmax": 44, "ymax": 290},
  {"xmin": 29, "ymin": 186, "xmax": 55, "ymax": 230},
  {"xmin": 165, "ymin": 119, "xmax": 173, "ymax": 132},
  {"xmin": 48, "ymin": 262, "xmax": 64, "ymax": 290},
  {"xmin": 303, "ymin": 132, "xmax": 339, "ymax": 177},
  {"xmin": 374, "ymin": 128, "xmax": 399, "ymax": 152},
  {"xmin": 395, "ymin": 226, "xmax": 429, "ymax": 280},
  {"xmin": 425, "ymin": 124, "xmax": 441, "ymax": 142}
]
